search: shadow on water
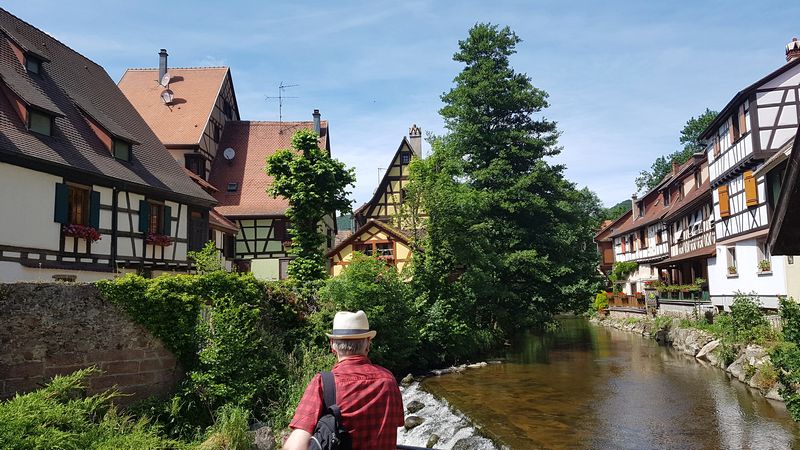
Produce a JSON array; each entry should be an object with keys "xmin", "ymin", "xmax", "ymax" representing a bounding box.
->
[{"xmin": 422, "ymin": 318, "xmax": 800, "ymax": 450}]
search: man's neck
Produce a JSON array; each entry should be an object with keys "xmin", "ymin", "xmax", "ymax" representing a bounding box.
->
[{"xmin": 337, "ymin": 354, "xmax": 367, "ymax": 363}]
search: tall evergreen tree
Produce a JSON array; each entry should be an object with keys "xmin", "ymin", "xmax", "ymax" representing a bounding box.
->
[{"xmin": 412, "ymin": 24, "xmax": 603, "ymax": 348}]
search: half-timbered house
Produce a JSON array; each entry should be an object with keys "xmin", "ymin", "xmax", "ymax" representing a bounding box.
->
[
  {"xmin": 119, "ymin": 53, "xmax": 240, "ymax": 267},
  {"xmin": 594, "ymin": 211, "xmax": 631, "ymax": 276},
  {"xmin": 327, "ymin": 219, "xmax": 413, "ymax": 277},
  {"xmin": 207, "ymin": 119, "xmax": 336, "ymax": 280},
  {"xmin": 608, "ymin": 185, "xmax": 671, "ymax": 296},
  {"xmin": 700, "ymin": 39, "xmax": 800, "ymax": 309},
  {"xmin": 0, "ymin": 9, "xmax": 216, "ymax": 281},
  {"xmin": 354, "ymin": 125, "xmax": 422, "ymax": 228}
]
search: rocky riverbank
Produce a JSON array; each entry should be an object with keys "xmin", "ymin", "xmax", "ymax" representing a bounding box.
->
[{"xmin": 592, "ymin": 316, "xmax": 785, "ymax": 402}]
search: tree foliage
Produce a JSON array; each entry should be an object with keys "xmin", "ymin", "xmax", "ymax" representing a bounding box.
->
[
  {"xmin": 635, "ymin": 109, "xmax": 718, "ymax": 192},
  {"xmin": 409, "ymin": 23, "xmax": 605, "ymax": 357},
  {"xmin": 265, "ymin": 129, "xmax": 356, "ymax": 282},
  {"xmin": 188, "ymin": 241, "xmax": 226, "ymax": 274}
]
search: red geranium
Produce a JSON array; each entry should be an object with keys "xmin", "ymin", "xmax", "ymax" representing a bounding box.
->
[
  {"xmin": 63, "ymin": 224, "xmax": 101, "ymax": 242},
  {"xmin": 146, "ymin": 234, "xmax": 173, "ymax": 247}
]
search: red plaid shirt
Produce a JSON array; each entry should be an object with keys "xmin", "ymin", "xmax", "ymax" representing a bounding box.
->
[{"xmin": 290, "ymin": 355, "xmax": 404, "ymax": 450}]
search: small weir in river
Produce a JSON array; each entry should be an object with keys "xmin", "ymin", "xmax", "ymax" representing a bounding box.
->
[{"xmin": 408, "ymin": 318, "xmax": 800, "ymax": 449}]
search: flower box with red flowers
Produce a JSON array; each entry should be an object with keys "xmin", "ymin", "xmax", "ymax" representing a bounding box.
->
[
  {"xmin": 146, "ymin": 234, "xmax": 172, "ymax": 247},
  {"xmin": 62, "ymin": 224, "xmax": 101, "ymax": 242}
]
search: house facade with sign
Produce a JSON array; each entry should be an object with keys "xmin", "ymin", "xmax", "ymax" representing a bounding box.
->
[
  {"xmin": 0, "ymin": 8, "xmax": 216, "ymax": 282},
  {"xmin": 701, "ymin": 40, "xmax": 800, "ymax": 309}
]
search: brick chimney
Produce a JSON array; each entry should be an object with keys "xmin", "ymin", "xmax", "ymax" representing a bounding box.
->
[
  {"xmin": 672, "ymin": 160, "xmax": 680, "ymax": 175},
  {"xmin": 158, "ymin": 49, "xmax": 168, "ymax": 83},
  {"xmin": 787, "ymin": 38, "xmax": 800, "ymax": 62},
  {"xmin": 631, "ymin": 194, "xmax": 639, "ymax": 220},
  {"xmin": 408, "ymin": 124, "xmax": 422, "ymax": 156},
  {"xmin": 312, "ymin": 109, "xmax": 321, "ymax": 134}
]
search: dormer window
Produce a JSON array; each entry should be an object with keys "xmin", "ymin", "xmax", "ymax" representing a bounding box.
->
[
  {"xmin": 25, "ymin": 55, "xmax": 42, "ymax": 75},
  {"xmin": 28, "ymin": 109, "xmax": 52, "ymax": 136},
  {"xmin": 663, "ymin": 189, "xmax": 671, "ymax": 207},
  {"xmin": 638, "ymin": 201, "xmax": 645, "ymax": 218},
  {"xmin": 227, "ymin": 182, "xmax": 238, "ymax": 192},
  {"xmin": 113, "ymin": 139, "xmax": 131, "ymax": 161}
]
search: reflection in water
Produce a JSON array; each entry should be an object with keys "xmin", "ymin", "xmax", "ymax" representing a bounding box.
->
[{"xmin": 422, "ymin": 318, "xmax": 800, "ymax": 449}]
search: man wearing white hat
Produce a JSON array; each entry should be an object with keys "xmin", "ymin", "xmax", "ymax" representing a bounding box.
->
[{"xmin": 284, "ymin": 310, "xmax": 404, "ymax": 450}]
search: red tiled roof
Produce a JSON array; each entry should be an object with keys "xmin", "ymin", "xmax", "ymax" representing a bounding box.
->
[
  {"xmin": 118, "ymin": 67, "xmax": 229, "ymax": 146},
  {"xmin": 209, "ymin": 209, "xmax": 238, "ymax": 234},
  {"xmin": 208, "ymin": 120, "xmax": 329, "ymax": 217}
]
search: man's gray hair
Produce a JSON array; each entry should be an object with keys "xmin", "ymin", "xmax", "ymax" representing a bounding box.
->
[{"xmin": 331, "ymin": 338, "xmax": 371, "ymax": 356}]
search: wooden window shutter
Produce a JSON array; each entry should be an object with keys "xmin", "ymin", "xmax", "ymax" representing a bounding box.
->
[
  {"xmin": 738, "ymin": 104, "xmax": 747, "ymax": 134},
  {"xmin": 731, "ymin": 115, "xmax": 740, "ymax": 142},
  {"xmin": 163, "ymin": 205, "xmax": 172, "ymax": 235},
  {"xmin": 718, "ymin": 186, "xmax": 730, "ymax": 218},
  {"xmin": 54, "ymin": 183, "xmax": 69, "ymax": 224},
  {"xmin": 714, "ymin": 136, "xmax": 720, "ymax": 156},
  {"xmin": 274, "ymin": 219, "xmax": 287, "ymax": 241},
  {"xmin": 744, "ymin": 171, "xmax": 758, "ymax": 207},
  {"xmin": 138, "ymin": 200, "xmax": 150, "ymax": 233},
  {"xmin": 89, "ymin": 191, "xmax": 101, "ymax": 229}
]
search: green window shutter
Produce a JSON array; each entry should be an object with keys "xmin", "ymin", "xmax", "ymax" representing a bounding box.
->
[
  {"xmin": 138, "ymin": 200, "xmax": 150, "ymax": 233},
  {"xmin": 89, "ymin": 191, "xmax": 101, "ymax": 229},
  {"xmin": 54, "ymin": 183, "xmax": 69, "ymax": 224},
  {"xmin": 163, "ymin": 205, "xmax": 172, "ymax": 235}
]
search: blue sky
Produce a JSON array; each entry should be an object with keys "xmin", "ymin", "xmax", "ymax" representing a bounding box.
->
[{"xmin": 8, "ymin": 0, "xmax": 800, "ymax": 207}]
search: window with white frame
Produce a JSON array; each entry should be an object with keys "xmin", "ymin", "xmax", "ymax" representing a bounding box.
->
[{"xmin": 727, "ymin": 246, "xmax": 737, "ymax": 274}]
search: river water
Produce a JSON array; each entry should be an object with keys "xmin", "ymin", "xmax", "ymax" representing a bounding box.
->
[{"xmin": 420, "ymin": 318, "xmax": 800, "ymax": 449}]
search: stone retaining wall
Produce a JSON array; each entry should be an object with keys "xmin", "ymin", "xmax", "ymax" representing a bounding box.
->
[
  {"xmin": 593, "ymin": 316, "xmax": 784, "ymax": 402},
  {"xmin": 0, "ymin": 282, "xmax": 180, "ymax": 403}
]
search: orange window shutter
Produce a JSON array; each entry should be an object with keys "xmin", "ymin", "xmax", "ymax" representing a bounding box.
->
[
  {"xmin": 744, "ymin": 171, "xmax": 758, "ymax": 206},
  {"xmin": 718, "ymin": 186, "xmax": 730, "ymax": 218}
]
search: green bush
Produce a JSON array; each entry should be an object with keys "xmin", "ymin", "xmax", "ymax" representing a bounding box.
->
[
  {"xmin": 770, "ymin": 341, "xmax": 800, "ymax": 421},
  {"xmin": 781, "ymin": 297, "xmax": 800, "ymax": 344},
  {"xmin": 652, "ymin": 315, "xmax": 672, "ymax": 332},
  {"xmin": 188, "ymin": 241, "xmax": 226, "ymax": 275},
  {"xmin": 0, "ymin": 368, "xmax": 183, "ymax": 450},
  {"xmin": 592, "ymin": 292, "xmax": 608, "ymax": 311},
  {"xmin": 730, "ymin": 293, "xmax": 767, "ymax": 332},
  {"xmin": 317, "ymin": 253, "xmax": 420, "ymax": 374}
]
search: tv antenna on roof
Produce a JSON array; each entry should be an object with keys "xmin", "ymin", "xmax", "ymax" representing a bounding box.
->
[{"xmin": 265, "ymin": 82, "xmax": 299, "ymax": 132}]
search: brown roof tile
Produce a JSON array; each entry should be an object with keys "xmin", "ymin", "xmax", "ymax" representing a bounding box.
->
[
  {"xmin": 0, "ymin": 8, "xmax": 214, "ymax": 206},
  {"xmin": 208, "ymin": 120, "xmax": 329, "ymax": 217},
  {"xmin": 118, "ymin": 67, "xmax": 229, "ymax": 146}
]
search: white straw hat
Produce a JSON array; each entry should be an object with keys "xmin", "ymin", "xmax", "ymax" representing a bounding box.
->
[{"xmin": 325, "ymin": 310, "xmax": 377, "ymax": 340}]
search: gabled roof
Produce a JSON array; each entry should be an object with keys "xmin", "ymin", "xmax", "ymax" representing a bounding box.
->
[
  {"xmin": 609, "ymin": 155, "xmax": 707, "ymax": 238},
  {"xmin": 325, "ymin": 219, "xmax": 411, "ymax": 258},
  {"xmin": 700, "ymin": 57, "xmax": 800, "ymax": 140},
  {"xmin": 354, "ymin": 137, "xmax": 414, "ymax": 217},
  {"xmin": 208, "ymin": 120, "xmax": 329, "ymax": 217},
  {"xmin": 0, "ymin": 8, "xmax": 215, "ymax": 207},
  {"xmin": 594, "ymin": 210, "xmax": 631, "ymax": 241},
  {"xmin": 118, "ymin": 67, "xmax": 231, "ymax": 146},
  {"xmin": 209, "ymin": 209, "xmax": 238, "ymax": 234}
]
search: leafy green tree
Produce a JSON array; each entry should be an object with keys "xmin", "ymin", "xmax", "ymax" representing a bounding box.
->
[
  {"xmin": 411, "ymin": 23, "xmax": 605, "ymax": 348},
  {"xmin": 317, "ymin": 254, "xmax": 419, "ymax": 373},
  {"xmin": 188, "ymin": 241, "xmax": 226, "ymax": 274},
  {"xmin": 635, "ymin": 109, "xmax": 718, "ymax": 192},
  {"xmin": 604, "ymin": 199, "xmax": 631, "ymax": 221},
  {"xmin": 266, "ymin": 129, "xmax": 356, "ymax": 283}
]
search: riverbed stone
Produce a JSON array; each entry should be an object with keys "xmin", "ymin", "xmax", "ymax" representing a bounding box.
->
[
  {"xmin": 696, "ymin": 339, "xmax": 720, "ymax": 361},
  {"xmin": 766, "ymin": 383, "xmax": 785, "ymax": 401},
  {"xmin": 426, "ymin": 434, "xmax": 440, "ymax": 448},
  {"xmin": 407, "ymin": 400, "xmax": 425, "ymax": 414},
  {"xmin": 401, "ymin": 373, "xmax": 415, "ymax": 386},
  {"xmin": 404, "ymin": 415, "xmax": 425, "ymax": 430},
  {"xmin": 250, "ymin": 424, "xmax": 276, "ymax": 450},
  {"xmin": 452, "ymin": 436, "xmax": 485, "ymax": 450},
  {"xmin": 467, "ymin": 362, "xmax": 488, "ymax": 369}
]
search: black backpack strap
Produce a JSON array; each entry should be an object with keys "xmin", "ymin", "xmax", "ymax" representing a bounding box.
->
[{"xmin": 320, "ymin": 371, "xmax": 337, "ymax": 412}]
